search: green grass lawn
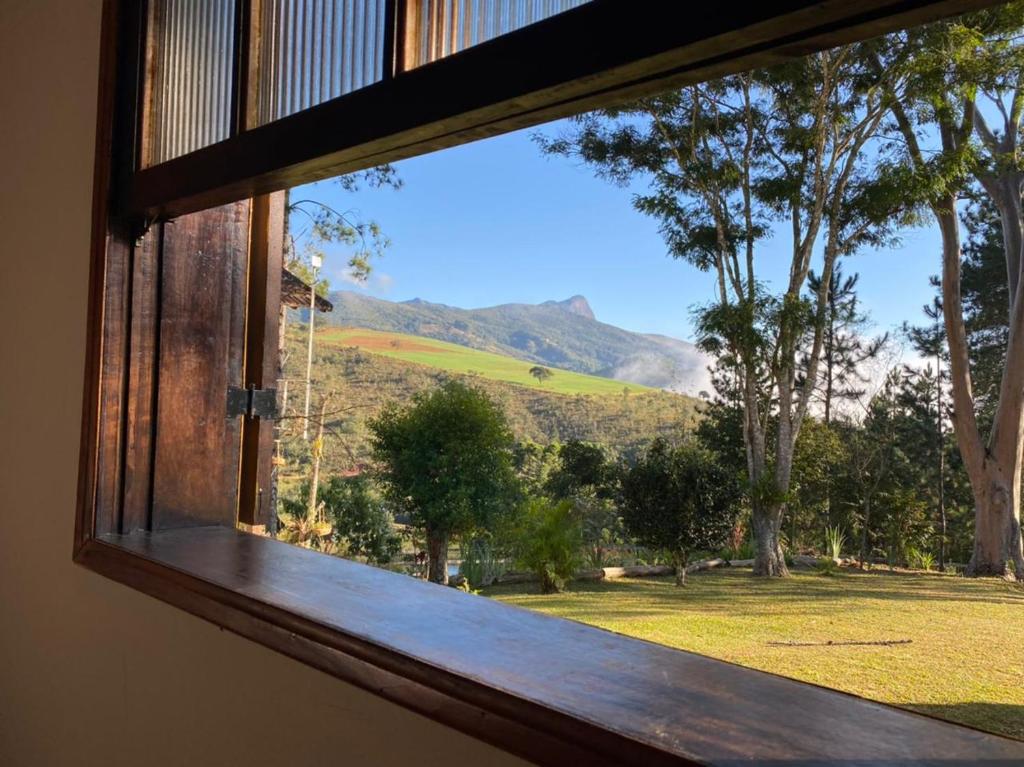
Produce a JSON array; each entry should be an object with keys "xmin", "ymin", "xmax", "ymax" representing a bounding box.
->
[
  {"xmin": 483, "ymin": 568, "xmax": 1024, "ymax": 740},
  {"xmin": 319, "ymin": 326, "xmax": 658, "ymax": 396}
]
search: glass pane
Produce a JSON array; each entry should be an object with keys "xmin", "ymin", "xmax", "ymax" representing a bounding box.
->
[
  {"xmin": 258, "ymin": 0, "xmax": 387, "ymax": 125},
  {"xmin": 405, "ymin": 0, "xmax": 591, "ymax": 69},
  {"xmin": 149, "ymin": 0, "xmax": 237, "ymax": 165}
]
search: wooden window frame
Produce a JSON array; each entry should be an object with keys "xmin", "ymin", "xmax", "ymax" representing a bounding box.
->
[{"xmin": 74, "ymin": 1, "xmax": 1024, "ymax": 764}]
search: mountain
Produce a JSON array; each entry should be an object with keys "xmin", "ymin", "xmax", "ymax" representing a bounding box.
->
[
  {"xmin": 541, "ymin": 295, "xmax": 596, "ymax": 320},
  {"xmin": 320, "ymin": 291, "xmax": 713, "ymax": 395}
]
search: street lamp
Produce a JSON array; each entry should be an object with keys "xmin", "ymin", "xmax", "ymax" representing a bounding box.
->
[{"xmin": 302, "ymin": 254, "xmax": 322, "ymax": 441}]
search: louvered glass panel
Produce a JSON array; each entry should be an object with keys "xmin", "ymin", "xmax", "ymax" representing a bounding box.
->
[
  {"xmin": 404, "ymin": 0, "xmax": 590, "ymax": 69},
  {"xmin": 149, "ymin": 0, "xmax": 237, "ymax": 165},
  {"xmin": 258, "ymin": 0, "xmax": 387, "ymax": 125}
]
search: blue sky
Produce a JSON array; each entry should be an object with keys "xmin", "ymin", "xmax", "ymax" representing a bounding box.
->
[{"xmin": 293, "ymin": 121, "xmax": 944, "ymax": 345}]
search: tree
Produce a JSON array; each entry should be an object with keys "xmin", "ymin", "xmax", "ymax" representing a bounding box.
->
[
  {"xmin": 788, "ymin": 418, "xmax": 847, "ymax": 552},
  {"xmin": 695, "ymin": 363, "xmax": 748, "ymax": 480},
  {"xmin": 278, "ymin": 394, "xmax": 336, "ymax": 549},
  {"xmin": 905, "ymin": 294, "xmax": 952, "ymax": 570},
  {"xmin": 543, "ymin": 441, "xmax": 623, "ymax": 568},
  {"xmin": 696, "ymin": 371, "xmax": 751, "ymax": 552},
  {"xmin": 836, "ymin": 366, "xmax": 951, "ymax": 568},
  {"xmin": 620, "ymin": 440, "xmax": 741, "ymax": 586},
  {"xmin": 904, "ymin": 202, "xmax": 1011, "ymax": 570},
  {"xmin": 545, "ymin": 440, "xmax": 615, "ymax": 499},
  {"xmin": 875, "ymin": 6, "xmax": 1024, "ymax": 578},
  {"xmin": 306, "ymin": 393, "xmax": 332, "ymax": 519},
  {"xmin": 369, "ymin": 381, "xmax": 519, "ymax": 584},
  {"xmin": 571, "ymin": 488, "xmax": 625, "ymax": 569},
  {"xmin": 797, "ymin": 263, "xmax": 885, "ymax": 554},
  {"xmin": 514, "ymin": 498, "xmax": 582, "ymax": 593},
  {"xmin": 319, "ymin": 476, "xmax": 402, "ymax": 565},
  {"xmin": 961, "ymin": 197, "xmax": 1011, "ymax": 422},
  {"xmin": 541, "ymin": 48, "xmax": 904, "ymax": 575},
  {"xmin": 895, "ymin": 362, "xmax": 950, "ymax": 568},
  {"xmin": 284, "ymin": 168, "xmax": 400, "ymax": 436},
  {"xmin": 285, "ymin": 166, "xmax": 401, "ymax": 288},
  {"xmin": 805, "ymin": 262, "xmax": 888, "ymax": 425},
  {"xmin": 512, "ymin": 441, "xmax": 561, "ymax": 496},
  {"xmin": 529, "ymin": 365, "xmax": 554, "ymax": 385},
  {"xmin": 844, "ymin": 371, "xmax": 903, "ymax": 567}
]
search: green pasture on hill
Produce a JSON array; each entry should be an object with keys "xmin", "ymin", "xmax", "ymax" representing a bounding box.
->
[{"xmin": 318, "ymin": 326, "xmax": 660, "ymax": 397}]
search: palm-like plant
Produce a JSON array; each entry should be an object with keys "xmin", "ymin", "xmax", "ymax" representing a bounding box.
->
[
  {"xmin": 825, "ymin": 524, "xmax": 846, "ymax": 561},
  {"xmin": 907, "ymin": 547, "xmax": 936, "ymax": 572},
  {"xmin": 277, "ymin": 496, "xmax": 333, "ymax": 549}
]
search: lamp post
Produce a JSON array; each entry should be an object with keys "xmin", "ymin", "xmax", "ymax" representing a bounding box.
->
[{"xmin": 302, "ymin": 253, "xmax": 322, "ymax": 441}]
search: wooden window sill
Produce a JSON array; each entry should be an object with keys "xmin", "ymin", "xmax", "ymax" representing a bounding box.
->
[{"xmin": 76, "ymin": 526, "xmax": 1024, "ymax": 766}]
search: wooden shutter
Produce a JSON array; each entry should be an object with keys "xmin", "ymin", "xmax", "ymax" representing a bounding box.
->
[
  {"xmin": 149, "ymin": 201, "xmax": 251, "ymax": 529},
  {"xmin": 238, "ymin": 193, "xmax": 285, "ymax": 530},
  {"xmin": 94, "ymin": 196, "xmax": 282, "ymax": 536}
]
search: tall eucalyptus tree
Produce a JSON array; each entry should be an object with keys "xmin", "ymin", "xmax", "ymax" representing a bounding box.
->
[
  {"xmin": 539, "ymin": 48, "xmax": 906, "ymax": 575},
  {"xmin": 876, "ymin": 4, "xmax": 1024, "ymax": 578}
]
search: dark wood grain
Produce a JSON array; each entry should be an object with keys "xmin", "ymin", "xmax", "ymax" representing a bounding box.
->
[
  {"xmin": 237, "ymin": 192, "xmax": 284, "ymax": 527},
  {"xmin": 92, "ymin": 228, "xmax": 130, "ymax": 537},
  {"xmin": 231, "ymin": 0, "xmax": 258, "ymax": 135},
  {"xmin": 120, "ymin": 225, "xmax": 161, "ymax": 532},
  {"xmin": 78, "ymin": 0, "xmax": 140, "ymax": 544},
  {"xmin": 150, "ymin": 203, "xmax": 250, "ymax": 529},
  {"xmin": 138, "ymin": 0, "xmax": 161, "ymax": 169},
  {"xmin": 127, "ymin": 0, "xmax": 1004, "ymax": 221},
  {"xmin": 81, "ymin": 527, "xmax": 1024, "ymax": 767}
]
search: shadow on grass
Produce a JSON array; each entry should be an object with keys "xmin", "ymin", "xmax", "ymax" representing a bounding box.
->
[
  {"xmin": 482, "ymin": 569, "xmax": 1024, "ymax": 623},
  {"xmin": 624, "ymin": 568, "xmax": 1023, "ymax": 606},
  {"xmin": 904, "ymin": 702, "xmax": 1024, "ymax": 742}
]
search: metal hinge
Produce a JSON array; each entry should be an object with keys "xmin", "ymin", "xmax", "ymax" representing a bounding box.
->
[
  {"xmin": 227, "ymin": 384, "xmax": 278, "ymax": 420},
  {"xmin": 133, "ymin": 215, "xmax": 158, "ymax": 246}
]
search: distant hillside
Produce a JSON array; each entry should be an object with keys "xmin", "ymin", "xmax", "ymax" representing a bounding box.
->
[
  {"xmin": 279, "ymin": 327, "xmax": 703, "ymax": 481},
  {"xmin": 319, "ymin": 327, "xmax": 660, "ymax": 396},
  {"xmin": 321, "ymin": 291, "xmax": 713, "ymax": 395}
]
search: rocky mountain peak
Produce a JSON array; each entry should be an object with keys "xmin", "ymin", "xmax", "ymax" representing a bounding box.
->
[{"xmin": 543, "ymin": 295, "xmax": 595, "ymax": 321}]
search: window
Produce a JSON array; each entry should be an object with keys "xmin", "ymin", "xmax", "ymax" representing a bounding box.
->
[{"xmin": 75, "ymin": 2, "xmax": 1024, "ymax": 764}]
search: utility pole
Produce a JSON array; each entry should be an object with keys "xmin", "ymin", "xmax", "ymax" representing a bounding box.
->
[{"xmin": 302, "ymin": 254, "xmax": 321, "ymax": 441}]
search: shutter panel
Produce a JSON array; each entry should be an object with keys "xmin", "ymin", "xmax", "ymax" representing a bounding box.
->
[
  {"xmin": 150, "ymin": 201, "xmax": 251, "ymax": 529},
  {"xmin": 121, "ymin": 229, "xmax": 162, "ymax": 532},
  {"xmin": 238, "ymin": 193, "xmax": 285, "ymax": 530}
]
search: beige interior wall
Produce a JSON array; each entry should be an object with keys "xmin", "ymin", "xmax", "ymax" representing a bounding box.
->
[{"xmin": 0, "ymin": 3, "xmax": 526, "ymax": 765}]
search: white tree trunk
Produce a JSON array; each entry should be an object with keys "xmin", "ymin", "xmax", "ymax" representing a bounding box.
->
[{"xmin": 752, "ymin": 508, "xmax": 789, "ymax": 577}]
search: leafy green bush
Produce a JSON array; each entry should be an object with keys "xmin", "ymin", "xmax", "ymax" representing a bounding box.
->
[
  {"xmin": 816, "ymin": 556, "xmax": 840, "ymax": 576},
  {"xmin": 514, "ymin": 498, "xmax": 582, "ymax": 593},
  {"xmin": 319, "ymin": 476, "xmax": 402, "ymax": 565},
  {"xmin": 620, "ymin": 439, "xmax": 740, "ymax": 586}
]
